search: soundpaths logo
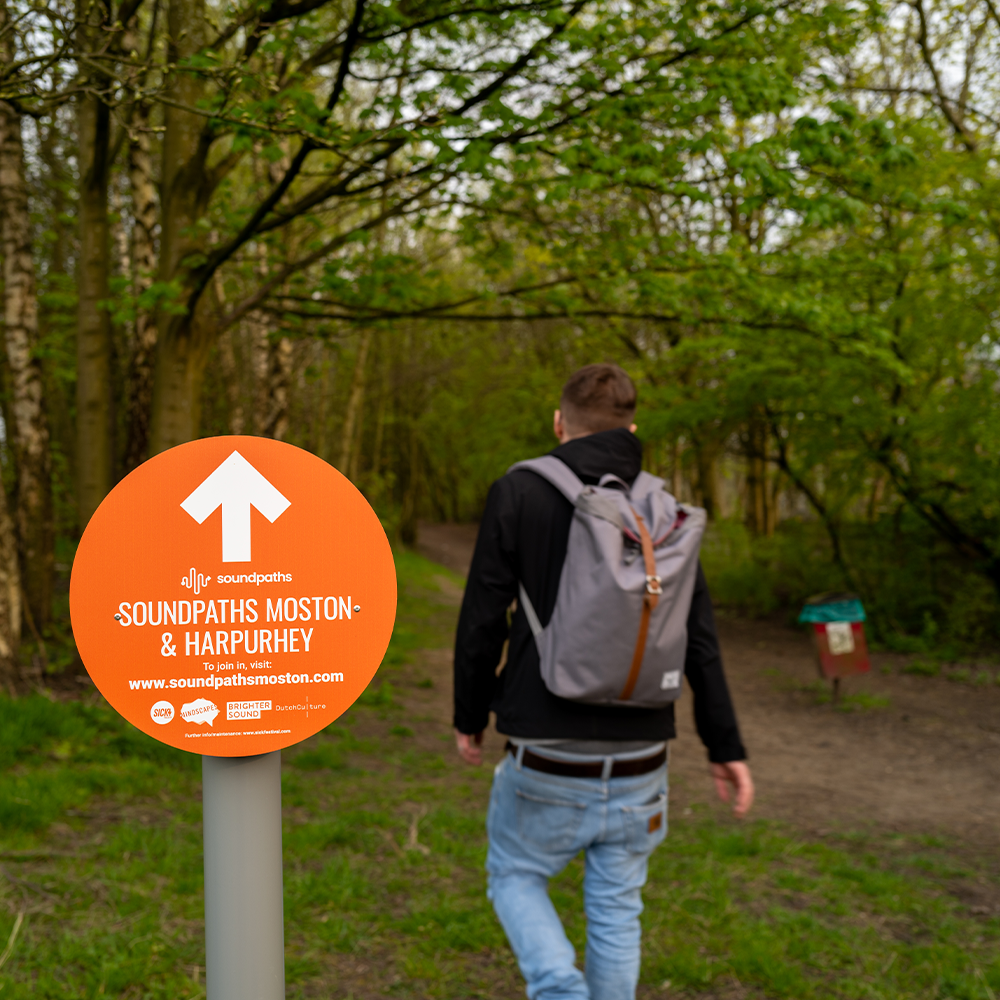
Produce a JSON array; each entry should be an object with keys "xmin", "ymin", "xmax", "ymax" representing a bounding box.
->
[{"xmin": 180, "ymin": 568, "xmax": 211, "ymax": 595}]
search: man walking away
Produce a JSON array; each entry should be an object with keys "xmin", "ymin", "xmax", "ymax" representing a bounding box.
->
[{"xmin": 453, "ymin": 364, "xmax": 753, "ymax": 1000}]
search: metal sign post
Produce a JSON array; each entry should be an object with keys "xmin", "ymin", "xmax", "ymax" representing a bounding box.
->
[
  {"xmin": 69, "ymin": 436, "xmax": 397, "ymax": 1000},
  {"xmin": 203, "ymin": 752, "xmax": 285, "ymax": 1000}
]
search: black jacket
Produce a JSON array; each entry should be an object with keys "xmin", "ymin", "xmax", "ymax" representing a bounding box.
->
[{"xmin": 453, "ymin": 427, "xmax": 747, "ymax": 763}]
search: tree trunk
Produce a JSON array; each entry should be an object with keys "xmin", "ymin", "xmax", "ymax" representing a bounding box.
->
[
  {"xmin": 766, "ymin": 470, "xmax": 778, "ymax": 536},
  {"xmin": 37, "ymin": 119, "xmax": 69, "ymax": 276},
  {"xmin": 0, "ymin": 477, "xmax": 21, "ymax": 692},
  {"xmin": 695, "ymin": 439, "xmax": 720, "ymax": 519},
  {"xmin": 339, "ymin": 328, "xmax": 372, "ymax": 474},
  {"xmin": 209, "ymin": 269, "xmax": 246, "ymax": 435},
  {"xmin": 36, "ymin": 111, "xmax": 76, "ymax": 499},
  {"xmin": 149, "ymin": 325, "xmax": 211, "ymax": 450},
  {"xmin": 218, "ymin": 329, "xmax": 245, "ymax": 434},
  {"xmin": 124, "ymin": 106, "xmax": 159, "ymax": 471},
  {"xmin": 745, "ymin": 415, "xmax": 770, "ymax": 535},
  {"xmin": 315, "ymin": 351, "xmax": 331, "ymax": 461},
  {"xmin": 371, "ymin": 363, "xmax": 387, "ymax": 481},
  {"xmin": 75, "ymin": 0, "xmax": 114, "ymax": 521},
  {"xmin": 261, "ymin": 336, "xmax": 292, "ymax": 440},
  {"xmin": 0, "ymin": 85, "xmax": 54, "ymax": 630},
  {"xmin": 400, "ymin": 420, "xmax": 420, "ymax": 545},
  {"xmin": 868, "ymin": 473, "xmax": 886, "ymax": 522},
  {"xmin": 148, "ymin": 0, "xmax": 213, "ymax": 454},
  {"xmin": 251, "ymin": 317, "xmax": 269, "ymax": 434}
]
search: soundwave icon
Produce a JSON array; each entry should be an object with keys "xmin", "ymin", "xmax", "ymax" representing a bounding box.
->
[{"xmin": 181, "ymin": 568, "xmax": 211, "ymax": 595}]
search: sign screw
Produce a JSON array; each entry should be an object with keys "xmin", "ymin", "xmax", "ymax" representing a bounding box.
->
[
  {"xmin": 114, "ymin": 614, "xmax": 121, "ymax": 621},
  {"xmin": 354, "ymin": 605, "xmax": 360, "ymax": 613}
]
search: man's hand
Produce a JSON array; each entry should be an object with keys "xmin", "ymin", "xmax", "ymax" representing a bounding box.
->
[
  {"xmin": 710, "ymin": 760, "xmax": 754, "ymax": 818},
  {"xmin": 455, "ymin": 728, "xmax": 484, "ymax": 766}
]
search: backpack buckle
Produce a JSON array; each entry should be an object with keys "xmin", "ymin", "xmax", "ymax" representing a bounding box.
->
[{"xmin": 646, "ymin": 575, "xmax": 662, "ymax": 596}]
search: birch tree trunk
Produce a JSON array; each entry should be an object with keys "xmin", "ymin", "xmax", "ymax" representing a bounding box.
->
[
  {"xmin": 76, "ymin": 0, "xmax": 114, "ymax": 522},
  {"xmin": 0, "ymin": 55, "xmax": 54, "ymax": 631}
]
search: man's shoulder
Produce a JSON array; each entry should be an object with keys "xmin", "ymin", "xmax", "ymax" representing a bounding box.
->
[
  {"xmin": 492, "ymin": 460, "xmax": 569, "ymax": 498},
  {"xmin": 483, "ymin": 461, "xmax": 572, "ymax": 524}
]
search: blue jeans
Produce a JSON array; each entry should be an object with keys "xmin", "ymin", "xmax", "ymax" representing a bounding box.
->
[{"xmin": 486, "ymin": 752, "xmax": 668, "ymax": 1000}]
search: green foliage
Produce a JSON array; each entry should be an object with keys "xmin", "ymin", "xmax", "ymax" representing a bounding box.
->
[
  {"xmin": 701, "ymin": 520, "xmax": 845, "ymax": 619},
  {"xmin": 700, "ymin": 513, "xmax": 1000, "ymax": 650},
  {"xmin": 11, "ymin": 0, "xmax": 1000, "ymax": 659}
]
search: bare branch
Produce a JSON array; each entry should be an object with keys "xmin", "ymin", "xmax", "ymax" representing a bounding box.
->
[
  {"xmin": 185, "ymin": 0, "xmax": 368, "ymax": 307},
  {"xmin": 913, "ymin": 0, "xmax": 978, "ymax": 151},
  {"xmin": 450, "ymin": 0, "xmax": 586, "ymax": 116},
  {"xmin": 213, "ymin": 179, "xmax": 442, "ymax": 330}
]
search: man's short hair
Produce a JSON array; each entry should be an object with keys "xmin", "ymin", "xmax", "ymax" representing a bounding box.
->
[{"xmin": 560, "ymin": 364, "xmax": 637, "ymax": 434}]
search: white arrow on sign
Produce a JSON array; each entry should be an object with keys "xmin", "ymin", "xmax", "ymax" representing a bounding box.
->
[{"xmin": 180, "ymin": 451, "xmax": 291, "ymax": 562}]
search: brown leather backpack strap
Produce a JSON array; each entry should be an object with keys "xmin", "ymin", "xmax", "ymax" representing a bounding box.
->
[{"xmin": 619, "ymin": 511, "xmax": 662, "ymax": 701}]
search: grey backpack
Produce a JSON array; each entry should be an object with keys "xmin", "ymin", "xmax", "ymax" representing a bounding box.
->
[{"xmin": 510, "ymin": 456, "xmax": 706, "ymax": 708}]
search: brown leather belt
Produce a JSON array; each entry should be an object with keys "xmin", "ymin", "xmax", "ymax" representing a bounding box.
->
[{"xmin": 506, "ymin": 741, "xmax": 666, "ymax": 778}]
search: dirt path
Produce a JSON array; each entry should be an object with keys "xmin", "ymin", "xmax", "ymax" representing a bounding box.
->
[{"xmin": 417, "ymin": 522, "xmax": 1000, "ymax": 851}]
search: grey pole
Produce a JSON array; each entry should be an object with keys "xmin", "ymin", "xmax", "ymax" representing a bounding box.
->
[{"xmin": 202, "ymin": 752, "xmax": 285, "ymax": 1000}]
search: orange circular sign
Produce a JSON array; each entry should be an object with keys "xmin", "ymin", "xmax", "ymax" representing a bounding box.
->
[{"xmin": 70, "ymin": 436, "xmax": 397, "ymax": 756}]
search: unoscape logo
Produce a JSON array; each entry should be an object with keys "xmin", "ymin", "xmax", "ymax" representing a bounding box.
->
[
  {"xmin": 150, "ymin": 700, "xmax": 175, "ymax": 725},
  {"xmin": 181, "ymin": 698, "xmax": 219, "ymax": 726},
  {"xmin": 180, "ymin": 568, "xmax": 211, "ymax": 594}
]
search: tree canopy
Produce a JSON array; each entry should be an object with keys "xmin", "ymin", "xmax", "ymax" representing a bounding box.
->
[{"xmin": 1, "ymin": 0, "xmax": 1000, "ymax": 680}]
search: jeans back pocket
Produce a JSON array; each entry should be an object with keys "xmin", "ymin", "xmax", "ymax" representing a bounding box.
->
[
  {"xmin": 621, "ymin": 793, "xmax": 668, "ymax": 855},
  {"xmin": 515, "ymin": 788, "xmax": 587, "ymax": 853}
]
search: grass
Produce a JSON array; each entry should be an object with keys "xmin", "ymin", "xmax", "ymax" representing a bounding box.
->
[
  {"xmin": 0, "ymin": 550, "xmax": 995, "ymax": 998},
  {"xmin": 900, "ymin": 659, "xmax": 1000, "ymax": 687},
  {"xmin": 793, "ymin": 680, "xmax": 892, "ymax": 713},
  {"xmin": 903, "ymin": 659, "xmax": 941, "ymax": 678},
  {"xmin": 836, "ymin": 690, "xmax": 891, "ymax": 712},
  {"xmin": 640, "ymin": 828, "xmax": 1000, "ymax": 998}
]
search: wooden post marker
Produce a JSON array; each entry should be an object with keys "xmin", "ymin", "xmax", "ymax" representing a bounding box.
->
[{"xmin": 70, "ymin": 436, "xmax": 397, "ymax": 998}]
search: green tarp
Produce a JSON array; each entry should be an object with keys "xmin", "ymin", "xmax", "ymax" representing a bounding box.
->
[{"xmin": 798, "ymin": 595, "xmax": 866, "ymax": 624}]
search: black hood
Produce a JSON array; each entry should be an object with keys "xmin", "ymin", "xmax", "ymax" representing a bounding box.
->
[{"xmin": 549, "ymin": 427, "xmax": 642, "ymax": 487}]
